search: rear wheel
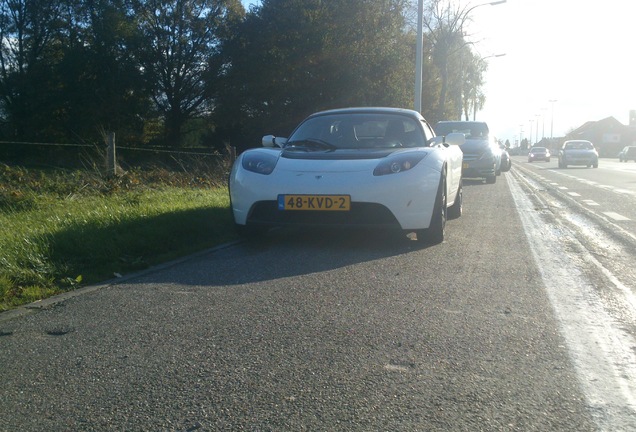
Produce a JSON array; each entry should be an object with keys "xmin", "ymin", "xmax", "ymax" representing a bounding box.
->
[
  {"xmin": 417, "ymin": 174, "xmax": 446, "ymax": 245},
  {"xmin": 448, "ymin": 179, "xmax": 462, "ymax": 220}
]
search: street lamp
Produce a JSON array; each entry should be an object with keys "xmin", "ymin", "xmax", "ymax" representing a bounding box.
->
[
  {"xmin": 481, "ymin": 53, "xmax": 506, "ymax": 61},
  {"xmin": 540, "ymin": 108, "xmax": 547, "ymax": 141},
  {"xmin": 463, "ymin": 53, "xmax": 505, "ymax": 120},
  {"xmin": 529, "ymin": 119, "xmax": 534, "ymax": 145},
  {"xmin": 414, "ymin": 0, "xmax": 507, "ymax": 113},
  {"xmin": 549, "ymin": 99, "xmax": 557, "ymax": 139}
]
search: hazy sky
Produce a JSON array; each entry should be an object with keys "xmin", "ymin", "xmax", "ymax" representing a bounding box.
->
[
  {"xmin": 239, "ymin": 0, "xmax": 634, "ymax": 143},
  {"xmin": 464, "ymin": 0, "xmax": 634, "ymax": 142}
]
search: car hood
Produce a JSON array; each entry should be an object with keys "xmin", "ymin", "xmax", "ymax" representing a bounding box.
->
[
  {"xmin": 459, "ymin": 139, "xmax": 491, "ymax": 154},
  {"xmin": 279, "ymin": 147, "xmax": 436, "ymax": 161},
  {"xmin": 281, "ymin": 147, "xmax": 397, "ymax": 160},
  {"xmin": 269, "ymin": 147, "xmax": 438, "ymax": 173}
]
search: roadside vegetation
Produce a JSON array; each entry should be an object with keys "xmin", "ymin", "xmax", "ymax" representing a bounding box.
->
[{"xmin": 0, "ymin": 162, "xmax": 235, "ymax": 311}]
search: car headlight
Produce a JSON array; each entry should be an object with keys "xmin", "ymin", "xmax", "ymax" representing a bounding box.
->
[
  {"xmin": 241, "ymin": 152, "xmax": 278, "ymax": 175},
  {"xmin": 479, "ymin": 150, "xmax": 495, "ymax": 162},
  {"xmin": 373, "ymin": 152, "xmax": 428, "ymax": 176}
]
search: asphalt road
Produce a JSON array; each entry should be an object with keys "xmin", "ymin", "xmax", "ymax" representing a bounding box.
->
[{"xmin": 4, "ymin": 161, "xmax": 635, "ymax": 431}]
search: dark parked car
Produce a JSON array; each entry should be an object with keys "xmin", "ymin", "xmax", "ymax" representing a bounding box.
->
[
  {"xmin": 528, "ymin": 146, "xmax": 550, "ymax": 162},
  {"xmin": 434, "ymin": 121, "xmax": 501, "ymax": 184},
  {"xmin": 558, "ymin": 140, "xmax": 598, "ymax": 168},
  {"xmin": 618, "ymin": 146, "xmax": 636, "ymax": 162},
  {"xmin": 500, "ymin": 144, "xmax": 511, "ymax": 172}
]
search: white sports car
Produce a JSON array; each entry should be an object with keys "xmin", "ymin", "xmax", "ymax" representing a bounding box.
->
[{"xmin": 229, "ymin": 107, "xmax": 465, "ymax": 244}]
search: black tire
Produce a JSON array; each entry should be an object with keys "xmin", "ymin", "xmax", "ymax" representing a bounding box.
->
[
  {"xmin": 417, "ymin": 174, "xmax": 446, "ymax": 245},
  {"xmin": 486, "ymin": 174, "xmax": 496, "ymax": 184},
  {"xmin": 448, "ymin": 179, "xmax": 462, "ymax": 220},
  {"xmin": 235, "ymin": 223, "xmax": 268, "ymax": 238}
]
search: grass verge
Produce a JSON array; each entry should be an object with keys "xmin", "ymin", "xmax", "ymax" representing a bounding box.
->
[{"xmin": 0, "ymin": 163, "xmax": 236, "ymax": 311}]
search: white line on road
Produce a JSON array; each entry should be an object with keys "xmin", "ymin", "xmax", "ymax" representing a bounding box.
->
[
  {"xmin": 507, "ymin": 173, "xmax": 636, "ymax": 431},
  {"xmin": 602, "ymin": 212, "xmax": 631, "ymax": 221}
]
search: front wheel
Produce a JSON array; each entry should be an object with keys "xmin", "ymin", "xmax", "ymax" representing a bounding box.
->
[
  {"xmin": 235, "ymin": 223, "xmax": 268, "ymax": 239},
  {"xmin": 417, "ymin": 174, "xmax": 446, "ymax": 245}
]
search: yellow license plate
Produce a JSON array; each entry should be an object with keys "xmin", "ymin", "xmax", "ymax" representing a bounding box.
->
[{"xmin": 278, "ymin": 194, "xmax": 351, "ymax": 211}]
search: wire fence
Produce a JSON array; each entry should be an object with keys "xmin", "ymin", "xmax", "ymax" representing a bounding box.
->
[{"xmin": 0, "ymin": 138, "xmax": 234, "ymax": 175}]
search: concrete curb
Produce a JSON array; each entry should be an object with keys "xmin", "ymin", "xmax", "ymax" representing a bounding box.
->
[{"xmin": 0, "ymin": 240, "xmax": 241, "ymax": 324}]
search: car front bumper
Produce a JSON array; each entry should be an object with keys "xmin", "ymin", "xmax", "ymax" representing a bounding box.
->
[
  {"xmin": 560, "ymin": 154, "xmax": 597, "ymax": 165},
  {"xmin": 230, "ymin": 160, "xmax": 442, "ymax": 231},
  {"xmin": 461, "ymin": 157, "xmax": 495, "ymax": 179}
]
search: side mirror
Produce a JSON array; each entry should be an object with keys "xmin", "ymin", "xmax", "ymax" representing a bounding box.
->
[
  {"xmin": 444, "ymin": 132, "xmax": 466, "ymax": 146},
  {"xmin": 262, "ymin": 135, "xmax": 287, "ymax": 148}
]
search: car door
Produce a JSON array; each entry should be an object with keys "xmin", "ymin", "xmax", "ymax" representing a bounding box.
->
[{"xmin": 423, "ymin": 120, "xmax": 462, "ymax": 201}]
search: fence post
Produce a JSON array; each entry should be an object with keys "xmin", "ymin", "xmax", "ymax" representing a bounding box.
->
[{"xmin": 106, "ymin": 132, "xmax": 117, "ymax": 176}]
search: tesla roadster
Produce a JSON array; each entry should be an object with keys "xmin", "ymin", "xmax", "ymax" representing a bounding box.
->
[{"xmin": 229, "ymin": 107, "xmax": 465, "ymax": 244}]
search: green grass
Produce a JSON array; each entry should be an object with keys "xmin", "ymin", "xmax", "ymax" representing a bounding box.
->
[{"xmin": 0, "ymin": 163, "xmax": 236, "ymax": 311}]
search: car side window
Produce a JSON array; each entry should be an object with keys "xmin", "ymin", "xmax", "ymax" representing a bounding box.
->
[{"xmin": 421, "ymin": 121, "xmax": 435, "ymax": 143}]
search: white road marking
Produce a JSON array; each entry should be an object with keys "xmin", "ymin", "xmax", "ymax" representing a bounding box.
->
[
  {"xmin": 507, "ymin": 173, "xmax": 636, "ymax": 431},
  {"xmin": 567, "ymin": 192, "xmax": 581, "ymax": 197},
  {"xmin": 582, "ymin": 200, "xmax": 599, "ymax": 206},
  {"xmin": 614, "ymin": 188, "xmax": 632, "ymax": 195},
  {"xmin": 603, "ymin": 212, "xmax": 631, "ymax": 221}
]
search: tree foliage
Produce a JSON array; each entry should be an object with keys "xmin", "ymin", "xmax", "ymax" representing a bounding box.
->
[
  {"xmin": 0, "ymin": 0, "xmax": 489, "ymax": 153},
  {"xmin": 0, "ymin": 0, "xmax": 67, "ymax": 139},
  {"xmin": 214, "ymin": 0, "xmax": 417, "ymax": 150},
  {"xmin": 133, "ymin": 0, "xmax": 244, "ymax": 146}
]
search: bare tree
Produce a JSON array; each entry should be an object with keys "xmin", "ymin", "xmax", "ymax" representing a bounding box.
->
[{"xmin": 421, "ymin": 0, "xmax": 488, "ymax": 121}]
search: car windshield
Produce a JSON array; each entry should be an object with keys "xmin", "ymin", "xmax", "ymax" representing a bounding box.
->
[
  {"xmin": 565, "ymin": 141, "xmax": 593, "ymax": 150},
  {"xmin": 434, "ymin": 122, "xmax": 489, "ymax": 140},
  {"xmin": 531, "ymin": 147, "xmax": 546, "ymax": 153},
  {"xmin": 286, "ymin": 113, "xmax": 426, "ymax": 150}
]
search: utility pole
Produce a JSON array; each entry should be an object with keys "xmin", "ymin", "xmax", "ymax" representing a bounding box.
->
[
  {"xmin": 549, "ymin": 99, "xmax": 557, "ymax": 139},
  {"xmin": 414, "ymin": 0, "xmax": 424, "ymax": 113}
]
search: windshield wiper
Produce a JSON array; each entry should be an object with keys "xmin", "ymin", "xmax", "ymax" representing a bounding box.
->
[{"xmin": 285, "ymin": 139, "xmax": 338, "ymax": 151}]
